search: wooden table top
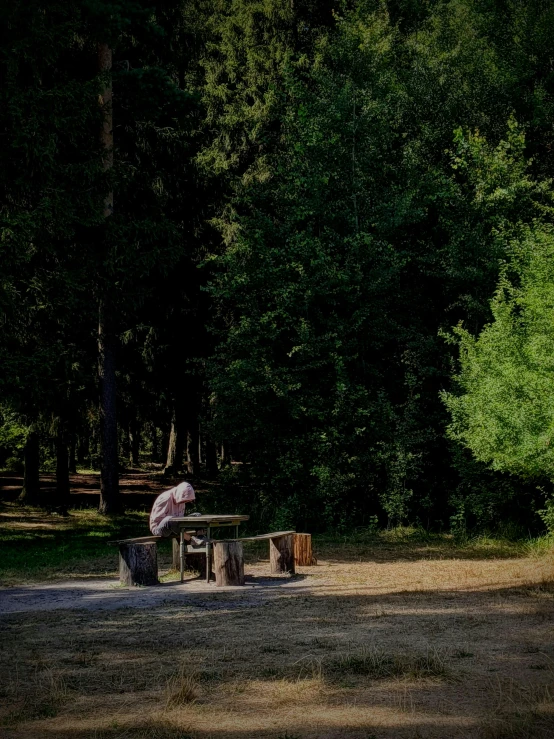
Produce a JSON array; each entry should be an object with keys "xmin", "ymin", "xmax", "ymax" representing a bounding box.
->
[{"xmin": 171, "ymin": 514, "xmax": 250, "ymax": 524}]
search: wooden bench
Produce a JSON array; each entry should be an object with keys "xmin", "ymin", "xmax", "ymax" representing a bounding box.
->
[
  {"xmin": 108, "ymin": 531, "xmax": 313, "ymax": 587},
  {"xmin": 108, "ymin": 536, "xmax": 161, "ymax": 586},
  {"xmin": 211, "ymin": 531, "xmax": 297, "ymax": 586},
  {"xmin": 238, "ymin": 531, "xmax": 296, "ymax": 575}
]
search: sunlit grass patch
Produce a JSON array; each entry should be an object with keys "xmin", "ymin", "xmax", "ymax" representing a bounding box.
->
[
  {"xmin": 165, "ymin": 665, "xmax": 199, "ymax": 707},
  {"xmin": 0, "ymin": 502, "xmax": 174, "ymax": 585}
]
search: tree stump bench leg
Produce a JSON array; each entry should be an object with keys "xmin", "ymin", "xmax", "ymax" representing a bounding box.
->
[
  {"xmin": 269, "ymin": 533, "xmax": 295, "ymax": 575},
  {"xmin": 294, "ymin": 533, "xmax": 315, "ymax": 566},
  {"xmin": 213, "ymin": 541, "xmax": 244, "ymax": 586},
  {"xmin": 119, "ymin": 542, "xmax": 158, "ymax": 586}
]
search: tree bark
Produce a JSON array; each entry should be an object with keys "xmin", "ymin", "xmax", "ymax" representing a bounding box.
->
[
  {"xmin": 293, "ymin": 533, "xmax": 315, "ymax": 566},
  {"xmin": 119, "ymin": 542, "xmax": 158, "ymax": 586},
  {"xmin": 55, "ymin": 424, "xmax": 71, "ymax": 514},
  {"xmin": 150, "ymin": 424, "xmax": 159, "ymax": 463},
  {"xmin": 77, "ymin": 433, "xmax": 88, "ymax": 466},
  {"xmin": 165, "ymin": 407, "xmax": 178, "ymax": 475},
  {"xmin": 213, "ymin": 541, "xmax": 244, "ymax": 586},
  {"xmin": 68, "ymin": 428, "xmax": 77, "ymax": 474},
  {"xmin": 97, "ymin": 41, "xmax": 119, "ymax": 513},
  {"xmin": 269, "ymin": 534, "xmax": 295, "ymax": 575},
  {"xmin": 129, "ymin": 417, "xmax": 140, "ymax": 467},
  {"xmin": 120, "ymin": 414, "xmax": 130, "ymax": 463},
  {"xmin": 187, "ymin": 423, "xmax": 199, "ymax": 476},
  {"xmin": 98, "ymin": 296, "xmax": 120, "ymax": 513},
  {"xmin": 20, "ymin": 427, "xmax": 40, "ymax": 505},
  {"xmin": 165, "ymin": 402, "xmax": 185, "ymax": 475}
]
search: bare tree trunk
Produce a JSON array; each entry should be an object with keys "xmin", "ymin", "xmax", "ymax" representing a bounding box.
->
[
  {"xmin": 68, "ymin": 416, "xmax": 77, "ymax": 474},
  {"xmin": 97, "ymin": 41, "xmax": 119, "ymax": 514},
  {"xmin": 120, "ymin": 409, "xmax": 130, "ymax": 463},
  {"xmin": 165, "ymin": 407, "xmax": 178, "ymax": 476},
  {"xmin": 161, "ymin": 427, "xmax": 170, "ymax": 467},
  {"xmin": 20, "ymin": 427, "xmax": 40, "ymax": 505},
  {"xmin": 187, "ymin": 423, "xmax": 199, "ymax": 476},
  {"xmin": 165, "ymin": 404, "xmax": 185, "ymax": 475},
  {"xmin": 150, "ymin": 424, "xmax": 159, "ymax": 463},
  {"xmin": 129, "ymin": 417, "xmax": 140, "ymax": 467},
  {"xmin": 99, "ymin": 296, "xmax": 120, "ymax": 513},
  {"xmin": 77, "ymin": 434, "xmax": 88, "ymax": 466},
  {"xmin": 56, "ymin": 430, "xmax": 71, "ymax": 514}
]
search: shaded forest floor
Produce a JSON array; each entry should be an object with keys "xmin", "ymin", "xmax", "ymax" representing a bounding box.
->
[{"xmin": 1, "ymin": 489, "xmax": 554, "ymax": 738}]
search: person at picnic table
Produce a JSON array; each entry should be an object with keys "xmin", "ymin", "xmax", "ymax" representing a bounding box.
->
[{"xmin": 149, "ymin": 481, "xmax": 206, "ymax": 544}]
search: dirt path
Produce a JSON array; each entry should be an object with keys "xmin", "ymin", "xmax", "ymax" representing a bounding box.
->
[{"xmin": 0, "ymin": 571, "xmax": 318, "ymax": 614}]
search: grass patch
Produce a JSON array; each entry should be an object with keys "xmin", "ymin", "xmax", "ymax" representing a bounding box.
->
[
  {"xmin": 326, "ymin": 646, "xmax": 451, "ymax": 682},
  {"xmin": 165, "ymin": 666, "xmax": 199, "ymax": 707},
  {"xmin": 2, "ymin": 668, "xmax": 70, "ymax": 726},
  {"xmin": 480, "ymin": 677, "xmax": 554, "ymax": 738},
  {"xmin": 2, "ymin": 500, "xmax": 552, "ymax": 586},
  {"xmin": 0, "ymin": 502, "xmax": 174, "ymax": 585}
]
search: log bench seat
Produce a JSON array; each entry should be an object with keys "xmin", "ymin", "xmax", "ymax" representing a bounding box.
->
[
  {"xmin": 213, "ymin": 531, "xmax": 297, "ymax": 584},
  {"xmin": 108, "ymin": 531, "xmax": 313, "ymax": 587},
  {"xmin": 108, "ymin": 536, "xmax": 161, "ymax": 586}
]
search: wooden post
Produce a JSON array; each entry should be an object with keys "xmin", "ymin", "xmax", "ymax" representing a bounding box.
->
[
  {"xmin": 270, "ymin": 534, "xmax": 295, "ymax": 575},
  {"xmin": 213, "ymin": 541, "xmax": 244, "ymax": 586},
  {"xmin": 173, "ymin": 539, "xmax": 207, "ymax": 574},
  {"xmin": 294, "ymin": 533, "xmax": 315, "ymax": 566},
  {"xmin": 172, "ymin": 538, "xmax": 180, "ymax": 569},
  {"xmin": 119, "ymin": 542, "xmax": 158, "ymax": 586}
]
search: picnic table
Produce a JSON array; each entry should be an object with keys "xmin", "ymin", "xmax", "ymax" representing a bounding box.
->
[{"xmin": 171, "ymin": 514, "xmax": 250, "ymax": 583}]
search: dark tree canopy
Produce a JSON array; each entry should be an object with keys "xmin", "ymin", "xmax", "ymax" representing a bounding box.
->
[{"xmin": 1, "ymin": 0, "xmax": 554, "ymax": 534}]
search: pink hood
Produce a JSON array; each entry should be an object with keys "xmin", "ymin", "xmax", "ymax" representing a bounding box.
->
[{"xmin": 149, "ymin": 482, "xmax": 195, "ymax": 533}]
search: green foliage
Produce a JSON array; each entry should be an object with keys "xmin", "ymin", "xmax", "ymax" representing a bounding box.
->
[
  {"xmin": 204, "ymin": 2, "xmax": 554, "ymax": 530},
  {"xmin": 444, "ymin": 225, "xmax": 554, "ymax": 481},
  {"xmin": 0, "ymin": 411, "xmax": 27, "ymax": 472},
  {"xmin": 537, "ymin": 498, "xmax": 554, "ymax": 536},
  {"xmin": 3, "ymin": 0, "xmax": 554, "ymax": 533}
]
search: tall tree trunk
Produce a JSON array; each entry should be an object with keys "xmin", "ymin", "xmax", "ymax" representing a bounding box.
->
[
  {"xmin": 187, "ymin": 423, "xmax": 199, "ymax": 476},
  {"xmin": 20, "ymin": 426, "xmax": 40, "ymax": 505},
  {"xmin": 68, "ymin": 421, "xmax": 77, "ymax": 474},
  {"xmin": 97, "ymin": 41, "xmax": 119, "ymax": 513},
  {"xmin": 120, "ymin": 415, "xmax": 130, "ymax": 464},
  {"xmin": 164, "ymin": 404, "xmax": 184, "ymax": 475},
  {"xmin": 129, "ymin": 417, "xmax": 140, "ymax": 467},
  {"xmin": 161, "ymin": 427, "xmax": 170, "ymax": 467},
  {"xmin": 98, "ymin": 297, "xmax": 120, "ymax": 512},
  {"xmin": 77, "ymin": 434, "xmax": 88, "ymax": 466},
  {"xmin": 55, "ymin": 424, "xmax": 71, "ymax": 515},
  {"xmin": 165, "ymin": 407, "xmax": 178, "ymax": 475},
  {"xmin": 150, "ymin": 424, "xmax": 159, "ymax": 463}
]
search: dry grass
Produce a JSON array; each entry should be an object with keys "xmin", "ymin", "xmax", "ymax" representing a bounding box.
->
[
  {"xmin": 326, "ymin": 646, "xmax": 451, "ymax": 682},
  {"xmin": 165, "ymin": 666, "xmax": 199, "ymax": 707},
  {"xmin": 1, "ymin": 505, "xmax": 553, "ymax": 737}
]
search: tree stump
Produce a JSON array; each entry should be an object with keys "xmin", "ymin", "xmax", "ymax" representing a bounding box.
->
[
  {"xmin": 294, "ymin": 533, "xmax": 315, "ymax": 566},
  {"xmin": 270, "ymin": 533, "xmax": 295, "ymax": 575},
  {"xmin": 213, "ymin": 541, "xmax": 244, "ymax": 586},
  {"xmin": 119, "ymin": 542, "xmax": 158, "ymax": 586}
]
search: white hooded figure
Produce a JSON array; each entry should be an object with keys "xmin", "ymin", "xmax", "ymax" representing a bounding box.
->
[{"xmin": 149, "ymin": 482, "xmax": 196, "ymax": 537}]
